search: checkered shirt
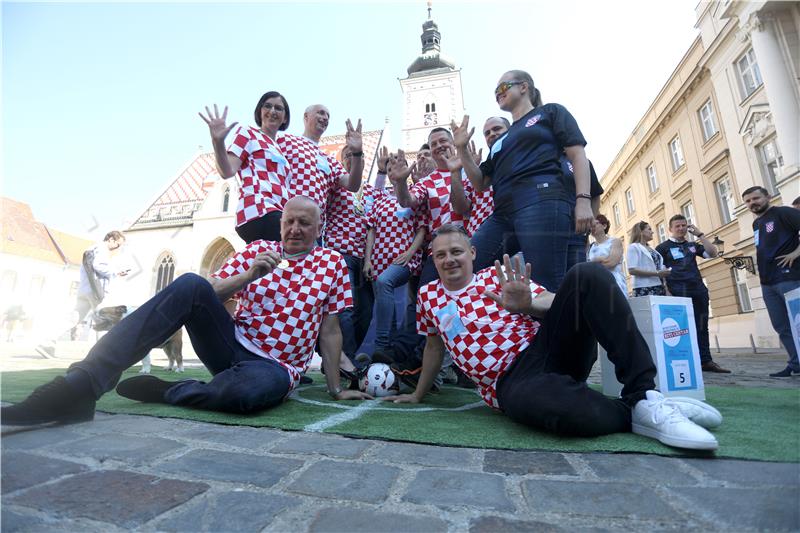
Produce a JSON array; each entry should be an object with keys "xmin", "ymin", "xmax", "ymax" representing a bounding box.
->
[
  {"xmin": 367, "ymin": 193, "xmax": 425, "ymax": 279},
  {"xmin": 467, "ymin": 187, "xmax": 494, "ymax": 237},
  {"xmin": 324, "ymin": 185, "xmax": 370, "ymax": 258},
  {"xmin": 409, "ymin": 170, "xmax": 471, "ymax": 236},
  {"xmin": 227, "ymin": 126, "xmax": 291, "ymax": 227},
  {"xmin": 277, "ymin": 133, "xmax": 345, "ymax": 222},
  {"xmin": 212, "ymin": 240, "xmax": 352, "ymax": 390},
  {"xmin": 417, "ymin": 268, "xmax": 546, "ymax": 409}
]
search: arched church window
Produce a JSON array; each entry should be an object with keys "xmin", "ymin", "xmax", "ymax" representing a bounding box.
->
[
  {"xmin": 425, "ymin": 103, "xmax": 430, "ymax": 113},
  {"xmin": 430, "ymin": 102, "xmax": 436, "ymax": 112},
  {"xmin": 222, "ymin": 185, "xmax": 230, "ymax": 213},
  {"xmin": 155, "ymin": 254, "xmax": 175, "ymax": 293}
]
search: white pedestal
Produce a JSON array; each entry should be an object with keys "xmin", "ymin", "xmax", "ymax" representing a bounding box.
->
[
  {"xmin": 600, "ymin": 295, "xmax": 705, "ymax": 400},
  {"xmin": 784, "ymin": 287, "xmax": 800, "ymax": 359}
]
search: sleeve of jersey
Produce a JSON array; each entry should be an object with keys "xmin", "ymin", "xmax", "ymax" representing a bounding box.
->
[
  {"xmin": 226, "ymin": 126, "xmax": 251, "ymax": 165},
  {"xmin": 697, "ymin": 243, "xmax": 709, "ymax": 259},
  {"xmin": 529, "ymin": 281, "xmax": 547, "ymax": 299},
  {"xmin": 329, "ymin": 155, "xmax": 346, "ymax": 182},
  {"xmin": 416, "ymin": 291, "xmax": 439, "ymax": 336},
  {"xmin": 409, "ymin": 178, "xmax": 429, "ymax": 205},
  {"xmin": 782, "ymin": 208, "xmax": 800, "ymax": 231},
  {"xmin": 324, "ymin": 253, "xmax": 353, "ymax": 314},
  {"xmin": 479, "ymin": 158, "xmax": 494, "ymax": 180},
  {"xmin": 550, "ymin": 104, "xmax": 587, "ymax": 148},
  {"xmin": 589, "ymin": 162, "xmax": 604, "ymax": 197},
  {"xmin": 462, "ymin": 171, "xmax": 476, "ymax": 204},
  {"xmin": 211, "ymin": 248, "xmax": 255, "ymax": 279}
]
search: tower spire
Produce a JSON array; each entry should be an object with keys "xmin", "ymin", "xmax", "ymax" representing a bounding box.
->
[{"xmin": 427, "ymin": 1, "xmax": 432, "ymax": 20}]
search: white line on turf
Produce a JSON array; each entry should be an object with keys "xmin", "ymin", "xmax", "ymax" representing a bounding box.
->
[
  {"xmin": 291, "ymin": 386, "xmax": 486, "ymax": 412},
  {"xmin": 303, "ymin": 400, "xmax": 377, "ymax": 432}
]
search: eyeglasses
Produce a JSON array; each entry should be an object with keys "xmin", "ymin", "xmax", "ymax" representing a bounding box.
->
[
  {"xmin": 262, "ymin": 103, "xmax": 286, "ymax": 113},
  {"xmin": 494, "ymin": 81, "xmax": 523, "ymax": 96}
]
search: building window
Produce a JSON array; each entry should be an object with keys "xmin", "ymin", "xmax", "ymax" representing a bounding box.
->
[
  {"xmin": 669, "ymin": 136, "xmax": 685, "ymax": 171},
  {"xmin": 758, "ymin": 137, "xmax": 784, "ymax": 195},
  {"xmin": 736, "ymin": 48, "xmax": 763, "ymax": 100},
  {"xmin": 625, "ymin": 188, "xmax": 635, "ymax": 215},
  {"xmin": 646, "ymin": 163, "xmax": 659, "ymax": 193},
  {"xmin": 733, "ymin": 268, "xmax": 753, "ymax": 313},
  {"xmin": 222, "ymin": 185, "xmax": 230, "ymax": 213},
  {"xmin": 424, "ymin": 102, "xmax": 436, "ymax": 113},
  {"xmin": 612, "ymin": 202, "xmax": 621, "ymax": 227},
  {"xmin": 715, "ymin": 176, "xmax": 736, "ymax": 224},
  {"xmin": 155, "ymin": 255, "xmax": 175, "ymax": 293},
  {"xmin": 698, "ymin": 100, "xmax": 718, "ymax": 142},
  {"xmin": 656, "ymin": 222, "xmax": 667, "ymax": 243},
  {"xmin": 681, "ymin": 201, "xmax": 696, "ymax": 241}
]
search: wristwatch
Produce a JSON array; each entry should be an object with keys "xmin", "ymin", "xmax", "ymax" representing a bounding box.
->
[{"xmin": 328, "ymin": 386, "xmax": 343, "ymax": 398}]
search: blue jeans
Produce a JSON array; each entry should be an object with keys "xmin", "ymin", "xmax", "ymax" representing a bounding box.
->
[
  {"xmin": 471, "ymin": 200, "xmax": 573, "ymax": 292},
  {"xmin": 761, "ymin": 280, "xmax": 800, "ymax": 371},
  {"xmin": 373, "ymin": 264, "xmax": 411, "ymax": 350},
  {"xmin": 339, "ymin": 254, "xmax": 374, "ymax": 361},
  {"xmin": 67, "ymin": 273, "xmax": 291, "ymax": 414}
]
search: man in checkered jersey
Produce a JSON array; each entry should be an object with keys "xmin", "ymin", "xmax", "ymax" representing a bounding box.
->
[
  {"xmin": 2, "ymin": 196, "xmax": 372, "ymax": 427},
  {"xmin": 388, "ymin": 224, "xmax": 723, "ymax": 451}
]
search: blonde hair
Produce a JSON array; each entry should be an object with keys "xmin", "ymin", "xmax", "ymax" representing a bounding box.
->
[{"xmin": 629, "ymin": 221, "xmax": 650, "ymax": 245}]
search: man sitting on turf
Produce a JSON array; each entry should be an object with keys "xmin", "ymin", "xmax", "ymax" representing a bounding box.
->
[
  {"xmin": 387, "ymin": 223, "xmax": 723, "ymax": 450},
  {"xmin": 2, "ymin": 196, "xmax": 372, "ymax": 426}
]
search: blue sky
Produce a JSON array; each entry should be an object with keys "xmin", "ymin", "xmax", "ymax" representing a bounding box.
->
[{"xmin": 2, "ymin": 1, "xmax": 698, "ymax": 238}]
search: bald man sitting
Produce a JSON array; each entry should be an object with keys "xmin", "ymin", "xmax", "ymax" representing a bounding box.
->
[{"xmin": 3, "ymin": 196, "xmax": 372, "ymax": 426}]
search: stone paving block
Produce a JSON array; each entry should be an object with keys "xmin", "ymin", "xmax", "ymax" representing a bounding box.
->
[
  {"xmin": 8, "ymin": 470, "xmax": 208, "ymax": 529},
  {"xmin": 271, "ymin": 432, "xmax": 372, "ymax": 458},
  {"xmin": 155, "ymin": 490, "xmax": 301, "ymax": 532},
  {"xmin": 470, "ymin": 515, "xmax": 565, "ymax": 532},
  {"xmin": 684, "ymin": 458, "xmax": 800, "ymax": 486},
  {"xmin": 671, "ymin": 486, "xmax": 800, "ymax": 531},
  {"xmin": 2, "ymin": 451, "xmax": 87, "ymax": 494},
  {"xmin": 483, "ymin": 450, "xmax": 576, "ymax": 476},
  {"xmin": 402, "ymin": 469, "xmax": 513, "ymax": 511},
  {"xmin": 522, "ymin": 480, "xmax": 674, "ymax": 520},
  {"xmin": 583, "ymin": 453, "xmax": 699, "ymax": 485},
  {"xmin": 1, "ymin": 426, "xmax": 84, "ymax": 450},
  {"xmin": 49, "ymin": 433, "xmax": 184, "ymax": 466},
  {"xmin": 309, "ymin": 507, "xmax": 448, "ymax": 532},
  {"xmin": 289, "ymin": 459, "xmax": 400, "ymax": 503},
  {"xmin": 159, "ymin": 449, "xmax": 303, "ymax": 488},
  {"xmin": 81, "ymin": 414, "xmax": 190, "ymax": 435},
  {"xmin": 175, "ymin": 424, "xmax": 286, "ymax": 451},
  {"xmin": 367, "ymin": 441, "xmax": 475, "ymax": 468}
]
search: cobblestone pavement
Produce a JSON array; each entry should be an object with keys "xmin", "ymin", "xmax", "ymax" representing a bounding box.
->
[{"xmin": 2, "ymin": 343, "xmax": 799, "ymax": 532}]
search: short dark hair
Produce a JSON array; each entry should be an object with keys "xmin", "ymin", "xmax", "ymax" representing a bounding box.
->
[
  {"xmin": 103, "ymin": 231, "xmax": 124, "ymax": 242},
  {"xmin": 668, "ymin": 214, "xmax": 687, "ymax": 227},
  {"xmin": 507, "ymin": 70, "xmax": 542, "ymax": 107},
  {"xmin": 254, "ymin": 91, "xmax": 290, "ymax": 131},
  {"xmin": 428, "ymin": 127, "xmax": 453, "ymax": 141},
  {"xmin": 793, "ymin": 196, "xmax": 800, "ymax": 207},
  {"xmin": 419, "ymin": 143, "xmax": 430, "ymax": 151},
  {"xmin": 595, "ymin": 214, "xmax": 611, "ymax": 234},
  {"xmin": 431, "ymin": 223, "xmax": 469, "ymax": 242},
  {"xmin": 741, "ymin": 185, "xmax": 769, "ymax": 198}
]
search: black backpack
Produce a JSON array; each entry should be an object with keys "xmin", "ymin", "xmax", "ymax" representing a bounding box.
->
[{"xmin": 82, "ymin": 248, "xmax": 105, "ymax": 306}]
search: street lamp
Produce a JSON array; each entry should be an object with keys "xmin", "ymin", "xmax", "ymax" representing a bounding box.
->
[{"xmin": 713, "ymin": 236, "xmax": 756, "ymax": 274}]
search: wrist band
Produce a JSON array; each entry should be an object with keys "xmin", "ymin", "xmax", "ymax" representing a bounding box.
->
[
  {"xmin": 576, "ymin": 193, "xmax": 591, "ymax": 200},
  {"xmin": 350, "ymin": 151, "xmax": 363, "ymax": 157}
]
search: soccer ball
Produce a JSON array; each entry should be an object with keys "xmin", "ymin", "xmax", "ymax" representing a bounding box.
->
[{"xmin": 359, "ymin": 363, "xmax": 397, "ymax": 397}]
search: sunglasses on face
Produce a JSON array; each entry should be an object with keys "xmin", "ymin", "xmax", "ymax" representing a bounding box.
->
[{"xmin": 494, "ymin": 81, "xmax": 523, "ymax": 96}]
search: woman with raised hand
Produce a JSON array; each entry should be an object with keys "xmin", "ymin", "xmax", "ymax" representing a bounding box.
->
[
  {"xmin": 199, "ymin": 92, "xmax": 292, "ymax": 243},
  {"xmin": 453, "ymin": 70, "xmax": 592, "ymax": 292},
  {"xmin": 587, "ymin": 214, "xmax": 627, "ymax": 295},
  {"xmin": 626, "ymin": 221, "xmax": 671, "ymax": 297}
]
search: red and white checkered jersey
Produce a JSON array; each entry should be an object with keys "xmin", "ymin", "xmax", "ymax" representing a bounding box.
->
[
  {"xmin": 324, "ymin": 184, "xmax": 370, "ymax": 258},
  {"xmin": 467, "ymin": 187, "xmax": 494, "ymax": 237},
  {"xmin": 227, "ymin": 126, "xmax": 291, "ymax": 227},
  {"xmin": 408, "ymin": 169, "xmax": 471, "ymax": 235},
  {"xmin": 366, "ymin": 193, "xmax": 425, "ymax": 279},
  {"xmin": 277, "ymin": 133, "xmax": 345, "ymax": 220},
  {"xmin": 417, "ymin": 268, "xmax": 546, "ymax": 408},
  {"xmin": 212, "ymin": 240, "xmax": 352, "ymax": 390}
]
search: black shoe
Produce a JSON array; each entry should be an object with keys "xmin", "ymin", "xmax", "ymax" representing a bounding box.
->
[
  {"xmin": 371, "ymin": 348, "xmax": 397, "ymax": 365},
  {"xmin": 1, "ymin": 376, "xmax": 95, "ymax": 426},
  {"xmin": 115, "ymin": 375, "xmax": 176, "ymax": 403},
  {"xmin": 701, "ymin": 361, "xmax": 731, "ymax": 374},
  {"xmin": 299, "ymin": 375, "xmax": 313, "ymax": 384},
  {"xmin": 769, "ymin": 366, "xmax": 800, "ymax": 378}
]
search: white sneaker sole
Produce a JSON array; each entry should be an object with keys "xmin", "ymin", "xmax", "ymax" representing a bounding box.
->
[{"xmin": 632, "ymin": 423, "xmax": 719, "ymax": 451}]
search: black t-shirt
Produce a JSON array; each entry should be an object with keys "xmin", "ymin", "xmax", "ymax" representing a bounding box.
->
[
  {"xmin": 480, "ymin": 103, "xmax": 586, "ymax": 214},
  {"xmin": 753, "ymin": 206, "xmax": 800, "ymax": 285},
  {"xmin": 655, "ymin": 239, "xmax": 708, "ymax": 291}
]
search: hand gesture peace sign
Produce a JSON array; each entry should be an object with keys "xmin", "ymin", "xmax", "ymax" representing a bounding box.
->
[
  {"xmin": 388, "ymin": 150, "xmax": 416, "ymax": 184},
  {"xmin": 198, "ymin": 104, "xmax": 238, "ymax": 142},
  {"xmin": 345, "ymin": 119, "xmax": 363, "ymax": 153}
]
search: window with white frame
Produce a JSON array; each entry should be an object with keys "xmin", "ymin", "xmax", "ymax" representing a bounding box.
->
[
  {"xmin": 698, "ymin": 100, "xmax": 718, "ymax": 141},
  {"xmin": 625, "ymin": 188, "xmax": 635, "ymax": 215},
  {"xmin": 681, "ymin": 201, "xmax": 696, "ymax": 241},
  {"xmin": 758, "ymin": 137, "xmax": 784, "ymax": 195},
  {"xmin": 736, "ymin": 48, "xmax": 763, "ymax": 100},
  {"xmin": 221, "ymin": 185, "xmax": 230, "ymax": 213},
  {"xmin": 669, "ymin": 136, "xmax": 685, "ymax": 171},
  {"xmin": 612, "ymin": 203, "xmax": 621, "ymax": 227},
  {"xmin": 656, "ymin": 222, "xmax": 667, "ymax": 243},
  {"xmin": 646, "ymin": 163, "xmax": 659, "ymax": 193},
  {"xmin": 733, "ymin": 268, "xmax": 753, "ymax": 313},
  {"xmin": 715, "ymin": 176, "xmax": 736, "ymax": 224}
]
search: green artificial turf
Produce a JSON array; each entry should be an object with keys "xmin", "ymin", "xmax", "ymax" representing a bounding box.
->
[{"xmin": 3, "ymin": 368, "xmax": 798, "ymax": 462}]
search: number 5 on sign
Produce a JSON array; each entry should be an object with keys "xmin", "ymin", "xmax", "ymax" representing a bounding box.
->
[{"xmin": 670, "ymin": 360, "xmax": 693, "ymax": 389}]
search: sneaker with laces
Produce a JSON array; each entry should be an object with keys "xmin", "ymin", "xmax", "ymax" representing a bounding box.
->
[
  {"xmin": 632, "ymin": 390, "xmax": 718, "ymax": 450},
  {"xmin": 1, "ymin": 376, "xmax": 95, "ymax": 426},
  {"xmin": 115, "ymin": 375, "xmax": 178, "ymax": 403},
  {"xmin": 664, "ymin": 397, "xmax": 723, "ymax": 429},
  {"xmin": 769, "ymin": 366, "xmax": 800, "ymax": 378}
]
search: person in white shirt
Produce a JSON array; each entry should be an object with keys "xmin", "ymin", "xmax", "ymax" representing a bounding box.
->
[
  {"xmin": 587, "ymin": 214, "xmax": 626, "ymax": 295},
  {"xmin": 626, "ymin": 221, "xmax": 670, "ymax": 297}
]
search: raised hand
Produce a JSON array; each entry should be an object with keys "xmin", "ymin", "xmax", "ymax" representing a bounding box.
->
[
  {"xmin": 450, "ymin": 115, "xmax": 475, "ymax": 149},
  {"xmin": 443, "ymin": 146, "xmax": 463, "ymax": 174},
  {"xmin": 376, "ymin": 146, "xmax": 390, "ymax": 172},
  {"xmin": 388, "ymin": 150, "xmax": 415, "ymax": 183},
  {"xmin": 412, "ymin": 157, "xmax": 434, "ymax": 182},
  {"xmin": 345, "ymin": 119, "xmax": 363, "ymax": 152},
  {"xmin": 198, "ymin": 104, "xmax": 238, "ymax": 142},
  {"xmin": 469, "ymin": 140, "xmax": 483, "ymax": 165},
  {"xmin": 483, "ymin": 254, "xmax": 533, "ymax": 315}
]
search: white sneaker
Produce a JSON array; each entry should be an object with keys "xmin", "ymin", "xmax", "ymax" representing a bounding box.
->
[
  {"xmin": 632, "ymin": 390, "xmax": 718, "ymax": 450},
  {"xmin": 664, "ymin": 397, "xmax": 722, "ymax": 429}
]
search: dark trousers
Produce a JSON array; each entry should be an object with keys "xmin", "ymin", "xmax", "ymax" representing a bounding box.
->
[
  {"xmin": 67, "ymin": 273, "xmax": 291, "ymax": 414},
  {"xmin": 340, "ymin": 254, "xmax": 374, "ymax": 361},
  {"xmin": 235, "ymin": 211, "xmax": 282, "ymax": 244},
  {"xmin": 666, "ymin": 285, "xmax": 712, "ymax": 363},
  {"xmin": 496, "ymin": 262, "xmax": 656, "ymax": 437}
]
